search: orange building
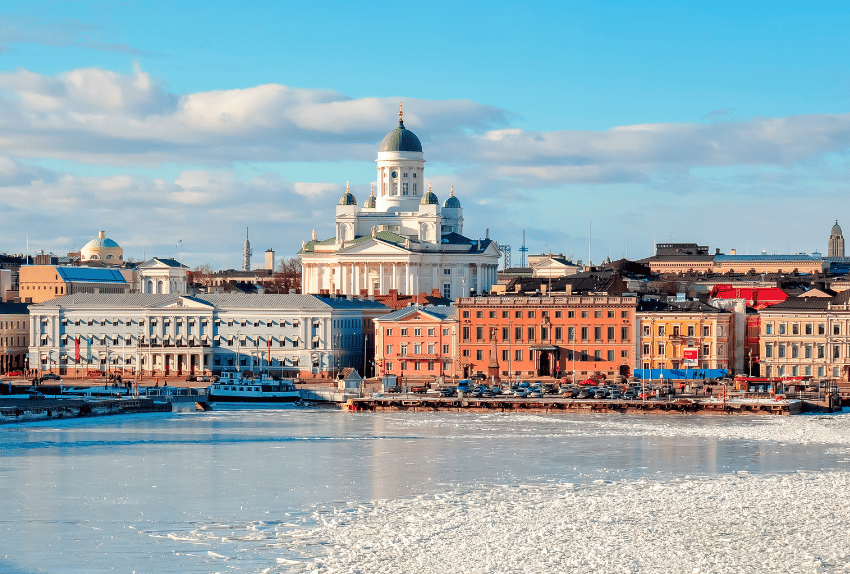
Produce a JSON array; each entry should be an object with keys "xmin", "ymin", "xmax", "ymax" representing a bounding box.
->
[
  {"xmin": 19, "ymin": 266, "xmax": 129, "ymax": 304},
  {"xmin": 373, "ymin": 305, "xmax": 458, "ymax": 380},
  {"xmin": 456, "ymin": 295, "xmax": 637, "ymax": 381}
]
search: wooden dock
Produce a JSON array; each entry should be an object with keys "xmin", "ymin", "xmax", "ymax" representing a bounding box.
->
[{"xmin": 346, "ymin": 396, "xmax": 807, "ymax": 415}]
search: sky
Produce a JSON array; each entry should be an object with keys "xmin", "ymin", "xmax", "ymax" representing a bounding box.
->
[{"xmin": 1, "ymin": 1, "xmax": 849, "ymax": 269}]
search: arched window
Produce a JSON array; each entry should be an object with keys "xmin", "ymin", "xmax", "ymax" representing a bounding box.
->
[
  {"xmin": 157, "ymin": 280, "xmax": 163, "ymax": 294},
  {"xmin": 90, "ymin": 254, "xmax": 99, "ymax": 260},
  {"xmin": 147, "ymin": 280, "xmax": 153, "ymax": 293}
]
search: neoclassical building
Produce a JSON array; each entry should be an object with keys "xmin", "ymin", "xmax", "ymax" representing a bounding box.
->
[{"xmin": 299, "ymin": 106, "xmax": 501, "ymax": 299}]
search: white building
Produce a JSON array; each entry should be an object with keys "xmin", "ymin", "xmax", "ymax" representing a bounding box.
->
[
  {"xmin": 138, "ymin": 258, "xmax": 188, "ymax": 295},
  {"xmin": 299, "ymin": 106, "xmax": 501, "ymax": 299},
  {"xmin": 29, "ymin": 293, "xmax": 389, "ymax": 379}
]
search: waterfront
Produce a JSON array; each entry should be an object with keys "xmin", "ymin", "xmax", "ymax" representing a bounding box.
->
[{"xmin": 2, "ymin": 409, "xmax": 850, "ymax": 573}]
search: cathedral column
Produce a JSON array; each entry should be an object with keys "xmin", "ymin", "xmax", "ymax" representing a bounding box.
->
[
  {"xmin": 413, "ymin": 263, "xmax": 419, "ymax": 295},
  {"xmin": 353, "ymin": 263, "xmax": 358, "ymax": 295},
  {"xmin": 476, "ymin": 264, "xmax": 483, "ymax": 295},
  {"xmin": 379, "ymin": 263, "xmax": 384, "ymax": 294},
  {"xmin": 392, "ymin": 263, "xmax": 397, "ymax": 291},
  {"xmin": 364, "ymin": 263, "xmax": 369, "ymax": 295},
  {"xmin": 432, "ymin": 263, "xmax": 438, "ymax": 293}
]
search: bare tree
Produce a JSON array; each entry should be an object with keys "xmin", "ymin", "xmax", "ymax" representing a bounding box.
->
[
  {"xmin": 270, "ymin": 257, "xmax": 302, "ymax": 293},
  {"xmin": 188, "ymin": 263, "xmax": 215, "ymax": 286}
]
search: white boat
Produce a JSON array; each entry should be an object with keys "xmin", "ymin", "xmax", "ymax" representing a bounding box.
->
[{"xmin": 207, "ymin": 370, "xmax": 301, "ymax": 403}]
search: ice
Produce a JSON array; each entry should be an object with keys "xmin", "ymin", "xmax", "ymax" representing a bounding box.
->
[{"xmin": 286, "ymin": 472, "xmax": 850, "ymax": 573}]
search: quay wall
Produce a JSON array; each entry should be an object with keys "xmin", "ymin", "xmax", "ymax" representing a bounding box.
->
[{"xmin": 0, "ymin": 398, "xmax": 172, "ymax": 424}]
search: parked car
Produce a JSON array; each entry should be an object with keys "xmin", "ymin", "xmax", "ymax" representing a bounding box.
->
[
  {"xmin": 610, "ymin": 389, "xmax": 622, "ymax": 399},
  {"xmin": 513, "ymin": 388, "xmax": 529, "ymax": 397},
  {"xmin": 528, "ymin": 389, "xmax": 544, "ymax": 398},
  {"xmin": 386, "ymin": 386, "xmax": 401, "ymax": 393},
  {"xmin": 470, "ymin": 373, "xmax": 487, "ymax": 381},
  {"xmin": 5, "ymin": 370, "xmax": 23, "ymax": 377},
  {"xmin": 577, "ymin": 389, "xmax": 593, "ymax": 399},
  {"xmin": 411, "ymin": 385, "xmax": 427, "ymax": 394},
  {"xmin": 41, "ymin": 373, "xmax": 61, "ymax": 381},
  {"xmin": 490, "ymin": 386, "xmax": 503, "ymax": 395},
  {"xmin": 438, "ymin": 387, "xmax": 456, "ymax": 397}
]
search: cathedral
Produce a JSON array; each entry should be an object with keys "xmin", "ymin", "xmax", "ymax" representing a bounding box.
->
[{"xmin": 299, "ymin": 105, "xmax": 501, "ymax": 299}]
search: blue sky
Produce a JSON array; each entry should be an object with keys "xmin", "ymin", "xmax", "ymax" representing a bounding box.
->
[{"xmin": 1, "ymin": 1, "xmax": 849, "ymax": 268}]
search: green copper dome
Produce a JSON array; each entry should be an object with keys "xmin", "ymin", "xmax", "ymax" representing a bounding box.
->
[
  {"xmin": 421, "ymin": 191, "xmax": 439, "ymax": 205},
  {"xmin": 363, "ymin": 193, "xmax": 376, "ymax": 208},
  {"xmin": 338, "ymin": 191, "xmax": 357, "ymax": 206},
  {"xmin": 832, "ymin": 220, "xmax": 843, "ymax": 235},
  {"xmin": 379, "ymin": 119, "xmax": 423, "ymax": 153}
]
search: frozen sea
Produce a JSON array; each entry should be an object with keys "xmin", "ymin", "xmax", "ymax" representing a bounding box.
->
[{"xmin": 3, "ymin": 408, "xmax": 850, "ymax": 573}]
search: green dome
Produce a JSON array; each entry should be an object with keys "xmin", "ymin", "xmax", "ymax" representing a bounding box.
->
[
  {"xmin": 421, "ymin": 191, "xmax": 439, "ymax": 205},
  {"xmin": 832, "ymin": 220, "xmax": 843, "ymax": 235},
  {"xmin": 379, "ymin": 119, "xmax": 423, "ymax": 153},
  {"xmin": 363, "ymin": 194, "xmax": 376, "ymax": 208},
  {"xmin": 338, "ymin": 191, "xmax": 357, "ymax": 206},
  {"xmin": 443, "ymin": 195, "xmax": 461, "ymax": 208}
]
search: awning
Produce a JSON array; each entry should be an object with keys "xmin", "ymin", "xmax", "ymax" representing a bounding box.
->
[{"xmin": 529, "ymin": 345, "xmax": 559, "ymax": 351}]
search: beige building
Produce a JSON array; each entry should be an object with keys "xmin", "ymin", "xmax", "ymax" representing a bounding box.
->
[
  {"xmin": 758, "ymin": 293, "xmax": 850, "ymax": 380},
  {"xmin": 19, "ymin": 266, "xmax": 129, "ymax": 304},
  {"xmin": 637, "ymin": 300, "xmax": 736, "ymax": 373},
  {"xmin": 0, "ymin": 302, "xmax": 30, "ymax": 374}
]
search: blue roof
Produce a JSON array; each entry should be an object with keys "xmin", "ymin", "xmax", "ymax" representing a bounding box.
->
[{"xmin": 57, "ymin": 267, "xmax": 127, "ymax": 283}]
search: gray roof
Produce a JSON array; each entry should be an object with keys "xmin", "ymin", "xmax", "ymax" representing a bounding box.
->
[
  {"xmin": 374, "ymin": 305, "xmax": 457, "ymax": 322},
  {"xmin": 638, "ymin": 300, "xmax": 728, "ymax": 314},
  {"xmin": 31, "ymin": 293, "xmax": 390, "ymax": 311},
  {"xmin": 761, "ymin": 296, "xmax": 831, "ymax": 311},
  {"xmin": 139, "ymin": 258, "xmax": 187, "ymax": 269},
  {"xmin": 715, "ymin": 254, "xmax": 821, "ymax": 262}
]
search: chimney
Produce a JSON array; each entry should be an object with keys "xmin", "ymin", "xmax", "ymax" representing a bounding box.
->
[
  {"xmin": 265, "ymin": 249, "xmax": 275, "ymax": 271},
  {"xmin": 731, "ymin": 248, "xmax": 736, "ymax": 255}
]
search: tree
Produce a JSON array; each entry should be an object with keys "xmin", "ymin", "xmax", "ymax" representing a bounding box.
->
[
  {"xmin": 188, "ymin": 263, "xmax": 215, "ymax": 285},
  {"xmin": 269, "ymin": 257, "xmax": 302, "ymax": 293}
]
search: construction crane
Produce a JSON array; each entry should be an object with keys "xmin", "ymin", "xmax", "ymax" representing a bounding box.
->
[{"xmin": 498, "ymin": 245, "xmax": 511, "ymax": 270}]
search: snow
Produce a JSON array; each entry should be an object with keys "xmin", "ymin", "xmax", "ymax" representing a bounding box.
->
[{"xmin": 284, "ymin": 472, "xmax": 850, "ymax": 573}]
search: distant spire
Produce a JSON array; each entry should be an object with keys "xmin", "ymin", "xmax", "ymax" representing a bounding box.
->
[
  {"xmin": 428, "ymin": 180, "xmax": 432, "ymax": 193},
  {"xmin": 243, "ymin": 227, "xmax": 252, "ymax": 271},
  {"xmin": 398, "ymin": 102, "xmax": 404, "ymax": 128},
  {"xmin": 450, "ymin": 184, "xmax": 454, "ymax": 197},
  {"xmin": 370, "ymin": 183, "xmax": 374, "ymax": 196},
  {"xmin": 346, "ymin": 181, "xmax": 349, "ymax": 193}
]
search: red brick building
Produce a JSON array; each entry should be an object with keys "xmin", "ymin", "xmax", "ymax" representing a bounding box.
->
[
  {"xmin": 456, "ymin": 295, "xmax": 638, "ymax": 381},
  {"xmin": 373, "ymin": 305, "xmax": 458, "ymax": 380}
]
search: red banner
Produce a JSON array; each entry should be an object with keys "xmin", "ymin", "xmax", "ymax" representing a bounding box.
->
[
  {"xmin": 268, "ymin": 339, "xmax": 271, "ymax": 364},
  {"xmin": 683, "ymin": 348, "xmax": 698, "ymax": 365},
  {"xmin": 75, "ymin": 336, "xmax": 81, "ymax": 363}
]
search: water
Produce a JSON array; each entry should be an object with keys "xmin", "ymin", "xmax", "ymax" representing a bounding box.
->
[{"xmin": 2, "ymin": 408, "xmax": 850, "ymax": 573}]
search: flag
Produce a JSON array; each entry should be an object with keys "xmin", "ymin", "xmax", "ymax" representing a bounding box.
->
[
  {"xmin": 268, "ymin": 338, "xmax": 271, "ymax": 364},
  {"xmin": 75, "ymin": 336, "xmax": 81, "ymax": 363},
  {"xmin": 86, "ymin": 336, "xmax": 92, "ymax": 363}
]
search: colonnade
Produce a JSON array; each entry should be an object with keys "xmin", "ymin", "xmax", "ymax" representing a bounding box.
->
[{"xmin": 303, "ymin": 261, "xmax": 500, "ymax": 297}]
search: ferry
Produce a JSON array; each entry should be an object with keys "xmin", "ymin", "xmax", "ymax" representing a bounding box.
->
[{"xmin": 206, "ymin": 370, "xmax": 301, "ymax": 403}]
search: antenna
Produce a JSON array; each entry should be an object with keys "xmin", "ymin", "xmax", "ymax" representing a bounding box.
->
[
  {"xmin": 519, "ymin": 230, "xmax": 528, "ymax": 268},
  {"xmin": 498, "ymin": 244, "xmax": 511, "ymax": 269}
]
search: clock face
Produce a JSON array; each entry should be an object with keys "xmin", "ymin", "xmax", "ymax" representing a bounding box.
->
[{"xmin": 391, "ymin": 171, "xmax": 398, "ymax": 178}]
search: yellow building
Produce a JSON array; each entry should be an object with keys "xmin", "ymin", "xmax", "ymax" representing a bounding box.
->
[{"xmin": 637, "ymin": 300, "xmax": 735, "ymax": 373}]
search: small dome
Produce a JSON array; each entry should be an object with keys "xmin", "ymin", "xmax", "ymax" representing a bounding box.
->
[
  {"xmin": 338, "ymin": 182, "xmax": 357, "ymax": 206},
  {"xmin": 363, "ymin": 194, "xmax": 376, "ymax": 208},
  {"xmin": 421, "ymin": 191, "xmax": 439, "ymax": 205},
  {"xmin": 338, "ymin": 191, "xmax": 357, "ymax": 206},
  {"xmin": 443, "ymin": 185, "xmax": 461, "ymax": 208},
  {"xmin": 832, "ymin": 220, "xmax": 843, "ymax": 235},
  {"xmin": 80, "ymin": 230, "xmax": 123, "ymax": 264}
]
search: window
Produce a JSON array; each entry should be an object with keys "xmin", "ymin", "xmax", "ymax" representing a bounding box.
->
[
  {"xmin": 515, "ymin": 349, "xmax": 522, "ymax": 361},
  {"xmin": 427, "ymin": 343, "xmax": 435, "ymax": 354},
  {"xmin": 834, "ymin": 345, "xmax": 840, "ymax": 359},
  {"xmin": 607, "ymin": 350, "xmax": 614, "ymax": 361},
  {"xmin": 581, "ymin": 311, "xmax": 588, "ymax": 318},
  {"xmin": 444, "ymin": 268, "xmax": 451, "ymax": 275},
  {"xmin": 476, "ymin": 311, "xmax": 483, "ymax": 318},
  {"xmin": 805, "ymin": 344, "xmax": 812, "ymax": 359},
  {"xmin": 834, "ymin": 324, "xmax": 841, "ymax": 336},
  {"xmin": 414, "ymin": 344, "xmax": 422, "ymax": 354},
  {"xmin": 607, "ymin": 327, "xmax": 614, "ymax": 341},
  {"xmin": 581, "ymin": 327, "xmax": 588, "ymax": 340},
  {"xmin": 765, "ymin": 323, "xmax": 773, "ymax": 335},
  {"xmin": 443, "ymin": 328, "xmax": 449, "ymax": 336},
  {"xmin": 779, "ymin": 323, "xmax": 787, "ymax": 335},
  {"xmin": 643, "ymin": 325, "xmax": 650, "ymax": 336},
  {"xmin": 792, "ymin": 323, "xmax": 799, "ymax": 335},
  {"xmin": 594, "ymin": 327, "xmax": 602, "ymax": 340},
  {"xmin": 502, "ymin": 311, "xmax": 509, "ymax": 319},
  {"xmin": 476, "ymin": 350, "xmax": 483, "ymax": 360},
  {"xmin": 527, "ymin": 327, "xmax": 535, "ymax": 341},
  {"xmin": 703, "ymin": 326, "xmax": 710, "ymax": 337},
  {"xmin": 555, "ymin": 327, "xmax": 562, "ymax": 340},
  {"xmin": 386, "ymin": 345, "xmax": 393, "ymax": 354},
  {"xmin": 791, "ymin": 345, "xmax": 798, "ymax": 359},
  {"xmin": 541, "ymin": 327, "xmax": 548, "ymax": 340},
  {"xmin": 443, "ymin": 344, "xmax": 449, "ymax": 353},
  {"xmin": 703, "ymin": 344, "xmax": 710, "ymax": 356},
  {"xmin": 463, "ymin": 326, "xmax": 470, "ymax": 340},
  {"xmin": 528, "ymin": 311, "xmax": 535, "ymax": 319},
  {"xmin": 621, "ymin": 350, "xmax": 629, "ymax": 358},
  {"xmin": 489, "ymin": 311, "xmax": 496, "ymax": 319},
  {"xmin": 594, "ymin": 350, "xmax": 602, "ymax": 361},
  {"xmin": 401, "ymin": 328, "xmax": 408, "ymax": 336},
  {"xmin": 427, "ymin": 328, "xmax": 435, "ymax": 336},
  {"xmin": 621, "ymin": 311, "xmax": 629, "ymax": 319},
  {"xmin": 687, "ymin": 325, "xmax": 695, "ymax": 337},
  {"xmin": 594, "ymin": 311, "xmax": 602, "ymax": 318},
  {"xmin": 414, "ymin": 328, "xmax": 421, "ymax": 337},
  {"xmin": 401, "ymin": 344, "xmax": 408, "ymax": 356},
  {"xmin": 386, "ymin": 328, "xmax": 393, "ymax": 336},
  {"xmin": 502, "ymin": 326, "xmax": 509, "ymax": 340},
  {"xmin": 818, "ymin": 323, "xmax": 826, "ymax": 335},
  {"xmin": 476, "ymin": 327, "xmax": 483, "ymax": 340},
  {"xmin": 555, "ymin": 311, "xmax": 562, "ymax": 319},
  {"xmin": 658, "ymin": 326, "xmax": 665, "ymax": 336},
  {"xmin": 621, "ymin": 327, "xmax": 629, "ymax": 341},
  {"xmin": 607, "ymin": 311, "xmax": 615, "ymax": 318},
  {"xmin": 657, "ymin": 344, "xmax": 665, "ymax": 356},
  {"xmin": 462, "ymin": 311, "xmax": 470, "ymax": 318},
  {"xmin": 672, "ymin": 325, "xmax": 680, "ymax": 337},
  {"xmin": 805, "ymin": 323, "xmax": 812, "ymax": 335},
  {"xmin": 502, "ymin": 350, "xmax": 509, "ymax": 361},
  {"xmin": 764, "ymin": 344, "xmax": 773, "ymax": 358},
  {"xmin": 515, "ymin": 311, "xmax": 522, "ymax": 319},
  {"xmin": 515, "ymin": 326, "xmax": 522, "ymax": 340}
]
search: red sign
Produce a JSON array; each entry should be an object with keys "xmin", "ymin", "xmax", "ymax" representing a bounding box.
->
[{"xmin": 683, "ymin": 348, "xmax": 698, "ymax": 365}]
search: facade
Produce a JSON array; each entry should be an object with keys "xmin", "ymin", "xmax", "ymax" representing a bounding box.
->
[
  {"xmin": 80, "ymin": 231, "xmax": 123, "ymax": 264},
  {"xmin": 829, "ymin": 221, "xmax": 845, "ymax": 258},
  {"xmin": 456, "ymin": 295, "xmax": 637, "ymax": 381},
  {"xmin": 712, "ymin": 254, "xmax": 825, "ymax": 275},
  {"xmin": 28, "ymin": 293, "xmax": 389, "ymax": 378},
  {"xmin": 19, "ymin": 265, "xmax": 129, "ymax": 304},
  {"xmin": 373, "ymin": 305, "xmax": 457, "ymax": 380},
  {"xmin": 138, "ymin": 258, "xmax": 188, "ymax": 295},
  {"xmin": 758, "ymin": 297, "xmax": 832, "ymax": 379},
  {"xmin": 0, "ymin": 302, "xmax": 30, "ymax": 374},
  {"xmin": 636, "ymin": 300, "xmax": 735, "ymax": 373},
  {"xmin": 639, "ymin": 243, "xmax": 716, "ymax": 274},
  {"xmin": 299, "ymin": 107, "xmax": 501, "ymax": 298}
]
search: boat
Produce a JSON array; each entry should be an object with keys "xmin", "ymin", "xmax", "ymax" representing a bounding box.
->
[{"xmin": 206, "ymin": 370, "xmax": 301, "ymax": 403}]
